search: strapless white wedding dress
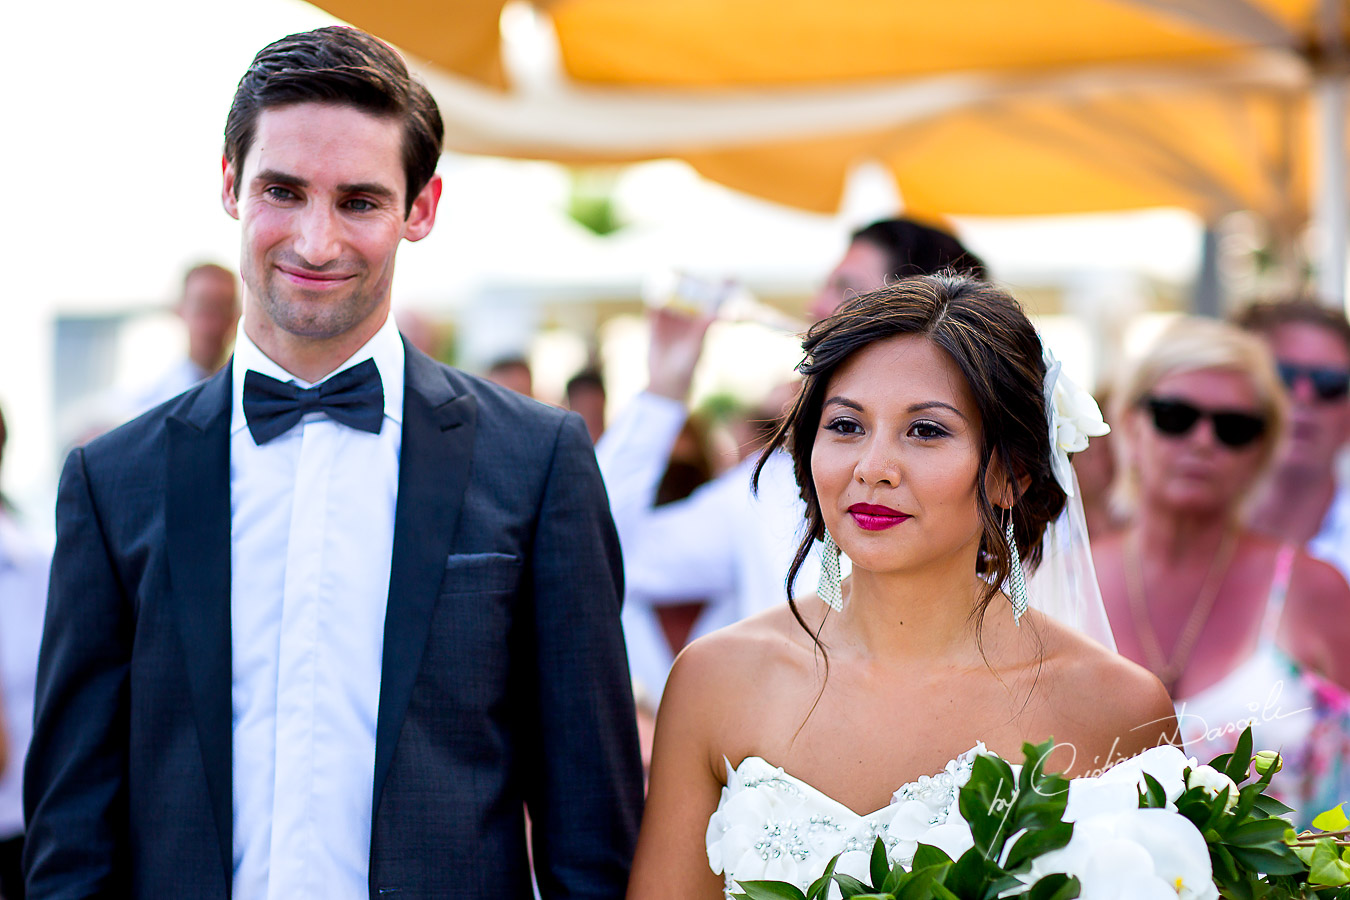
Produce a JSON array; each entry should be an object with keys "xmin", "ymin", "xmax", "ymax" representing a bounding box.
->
[{"xmin": 705, "ymin": 745, "xmax": 985, "ymax": 896}]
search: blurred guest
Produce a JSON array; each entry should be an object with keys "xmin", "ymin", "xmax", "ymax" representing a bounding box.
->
[
  {"xmin": 621, "ymin": 419, "xmax": 722, "ymax": 700},
  {"xmin": 131, "ymin": 263, "xmax": 240, "ymax": 413},
  {"xmin": 0, "ymin": 404, "xmax": 49, "ymax": 899},
  {"xmin": 565, "ymin": 368, "xmax": 606, "ymax": 443},
  {"xmin": 808, "ymin": 217, "xmax": 987, "ymax": 321},
  {"xmin": 1093, "ymin": 317, "xmax": 1350, "ymax": 827},
  {"xmin": 1237, "ymin": 301, "xmax": 1350, "ymax": 818},
  {"xmin": 1236, "ymin": 300, "xmax": 1350, "ymax": 576},
  {"xmin": 720, "ymin": 381, "xmax": 799, "ymax": 468},
  {"xmin": 485, "ymin": 355, "xmax": 533, "ymax": 397},
  {"xmin": 597, "ymin": 218, "xmax": 985, "ymax": 679},
  {"xmin": 1072, "ymin": 391, "xmax": 1125, "ymax": 539}
]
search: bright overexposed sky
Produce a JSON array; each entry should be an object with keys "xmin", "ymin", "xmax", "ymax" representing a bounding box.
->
[{"xmin": 2, "ymin": 0, "xmax": 1204, "ymax": 515}]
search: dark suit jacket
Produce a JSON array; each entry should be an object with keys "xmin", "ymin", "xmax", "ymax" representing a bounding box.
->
[{"xmin": 24, "ymin": 343, "xmax": 643, "ymax": 899}]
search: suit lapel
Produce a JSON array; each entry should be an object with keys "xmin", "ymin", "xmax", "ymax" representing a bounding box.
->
[
  {"xmin": 372, "ymin": 345, "xmax": 478, "ymax": 815},
  {"xmin": 165, "ymin": 367, "xmax": 234, "ymax": 886}
]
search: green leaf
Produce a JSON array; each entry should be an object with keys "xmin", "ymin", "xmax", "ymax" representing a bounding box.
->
[
  {"xmin": 958, "ymin": 755, "xmax": 1018, "ymax": 858},
  {"xmin": 1229, "ymin": 782, "xmax": 1263, "ymax": 822},
  {"xmin": 943, "ymin": 848, "xmax": 995, "ymax": 898},
  {"xmin": 1211, "ymin": 843, "xmax": 1240, "ymax": 884},
  {"xmin": 881, "ymin": 861, "xmax": 914, "ymax": 894},
  {"xmin": 1140, "ymin": 772, "xmax": 1167, "ymax": 808},
  {"xmin": 1309, "ymin": 839, "xmax": 1350, "ymax": 887},
  {"xmin": 1175, "ymin": 787, "xmax": 1214, "ymax": 827},
  {"xmin": 1191, "ymin": 786, "xmax": 1233, "ymax": 832},
  {"xmin": 870, "ymin": 837, "xmax": 890, "ymax": 887},
  {"xmin": 807, "ymin": 855, "xmax": 841, "ymax": 900},
  {"xmin": 1226, "ymin": 817, "xmax": 1294, "ymax": 847},
  {"xmin": 911, "ymin": 844, "xmax": 953, "ymax": 870},
  {"xmin": 1018, "ymin": 738, "xmax": 1062, "ymax": 792},
  {"xmin": 1252, "ymin": 794, "xmax": 1296, "ymax": 817},
  {"xmin": 1314, "ymin": 804, "xmax": 1350, "ymax": 833},
  {"xmin": 929, "ymin": 885, "xmax": 961, "ymax": 900},
  {"xmin": 1223, "ymin": 727, "xmax": 1255, "ymax": 784},
  {"xmin": 1227, "ymin": 844, "xmax": 1307, "ymax": 875},
  {"xmin": 986, "ymin": 873, "xmax": 1027, "ymax": 898},
  {"xmin": 893, "ymin": 868, "xmax": 941, "ymax": 900},
  {"xmin": 733, "ymin": 883, "xmax": 809, "ymax": 900},
  {"xmin": 1026, "ymin": 873, "xmax": 1081, "ymax": 900},
  {"xmin": 1003, "ymin": 822, "xmax": 1074, "ymax": 871},
  {"xmin": 1010, "ymin": 782, "xmax": 1070, "ymax": 832},
  {"xmin": 1219, "ymin": 875, "xmax": 1255, "ymax": 900},
  {"xmin": 832, "ymin": 874, "xmax": 871, "ymax": 897}
]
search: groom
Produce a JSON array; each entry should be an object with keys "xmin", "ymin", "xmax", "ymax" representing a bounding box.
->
[{"xmin": 24, "ymin": 26, "xmax": 642, "ymax": 899}]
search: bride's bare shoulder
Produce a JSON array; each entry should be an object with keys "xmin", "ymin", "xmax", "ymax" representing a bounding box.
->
[
  {"xmin": 655, "ymin": 604, "xmax": 819, "ymax": 776},
  {"xmin": 667, "ymin": 603, "xmax": 816, "ymax": 692},
  {"xmin": 1035, "ymin": 615, "xmax": 1178, "ymax": 757}
]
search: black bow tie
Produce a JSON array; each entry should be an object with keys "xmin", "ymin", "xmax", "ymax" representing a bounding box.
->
[{"xmin": 243, "ymin": 358, "xmax": 385, "ymax": 445}]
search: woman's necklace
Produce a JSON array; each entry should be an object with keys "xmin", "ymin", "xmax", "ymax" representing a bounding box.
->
[{"xmin": 1123, "ymin": 528, "xmax": 1239, "ymax": 695}]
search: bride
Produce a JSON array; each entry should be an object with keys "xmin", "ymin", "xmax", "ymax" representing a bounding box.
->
[{"xmin": 625, "ymin": 274, "xmax": 1178, "ymax": 897}]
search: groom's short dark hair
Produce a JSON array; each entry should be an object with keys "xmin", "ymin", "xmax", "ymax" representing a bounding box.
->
[{"xmin": 223, "ymin": 26, "xmax": 444, "ymax": 215}]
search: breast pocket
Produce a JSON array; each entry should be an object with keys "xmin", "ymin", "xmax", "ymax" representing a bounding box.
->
[
  {"xmin": 438, "ymin": 552, "xmax": 523, "ymax": 595},
  {"xmin": 421, "ymin": 552, "xmax": 524, "ymax": 715}
]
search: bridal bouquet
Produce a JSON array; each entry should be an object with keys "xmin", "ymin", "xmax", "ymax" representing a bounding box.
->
[{"xmin": 732, "ymin": 728, "xmax": 1350, "ymax": 900}]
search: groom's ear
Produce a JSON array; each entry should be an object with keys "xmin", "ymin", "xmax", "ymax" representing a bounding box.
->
[{"xmin": 222, "ymin": 154, "xmax": 241, "ymax": 220}]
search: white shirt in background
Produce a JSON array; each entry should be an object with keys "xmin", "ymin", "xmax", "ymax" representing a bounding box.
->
[
  {"xmin": 129, "ymin": 358, "xmax": 211, "ymax": 417},
  {"xmin": 0, "ymin": 512, "xmax": 50, "ymax": 838},
  {"xmin": 228, "ymin": 317, "xmax": 403, "ymax": 900},
  {"xmin": 1308, "ymin": 483, "xmax": 1350, "ymax": 583},
  {"xmin": 597, "ymin": 392, "xmax": 820, "ymax": 699}
]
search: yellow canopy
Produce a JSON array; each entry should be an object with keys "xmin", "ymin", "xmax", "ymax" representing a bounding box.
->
[{"xmin": 314, "ymin": 0, "xmax": 1346, "ymax": 292}]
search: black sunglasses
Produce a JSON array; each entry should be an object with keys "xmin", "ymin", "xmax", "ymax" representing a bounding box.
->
[
  {"xmin": 1277, "ymin": 362, "xmax": 1350, "ymax": 402},
  {"xmin": 1144, "ymin": 398, "xmax": 1267, "ymax": 448}
]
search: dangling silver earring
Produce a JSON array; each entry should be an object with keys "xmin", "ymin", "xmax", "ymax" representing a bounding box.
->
[
  {"xmin": 818, "ymin": 528, "xmax": 843, "ymax": 612},
  {"xmin": 1004, "ymin": 510, "xmax": 1028, "ymax": 625}
]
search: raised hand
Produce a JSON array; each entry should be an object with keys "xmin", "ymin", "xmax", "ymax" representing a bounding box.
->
[{"xmin": 647, "ymin": 305, "xmax": 717, "ymax": 402}]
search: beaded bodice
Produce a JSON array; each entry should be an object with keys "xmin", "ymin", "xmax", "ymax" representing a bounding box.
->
[{"xmin": 705, "ymin": 745, "xmax": 982, "ymax": 895}]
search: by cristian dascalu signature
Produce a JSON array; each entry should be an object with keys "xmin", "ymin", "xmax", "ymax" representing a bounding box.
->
[{"xmin": 981, "ymin": 679, "xmax": 1312, "ymax": 810}]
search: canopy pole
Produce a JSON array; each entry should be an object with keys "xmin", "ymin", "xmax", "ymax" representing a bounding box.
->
[
  {"xmin": 1313, "ymin": 0, "xmax": 1347, "ymax": 308},
  {"xmin": 1194, "ymin": 225, "xmax": 1223, "ymax": 317},
  {"xmin": 1313, "ymin": 71, "xmax": 1348, "ymax": 308}
]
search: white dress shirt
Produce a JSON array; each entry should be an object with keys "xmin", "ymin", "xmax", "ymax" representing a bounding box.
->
[
  {"xmin": 0, "ymin": 512, "xmax": 50, "ymax": 837},
  {"xmin": 229, "ymin": 316, "xmax": 403, "ymax": 900},
  {"xmin": 596, "ymin": 392, "xmax": 820, "ymax": 697}
]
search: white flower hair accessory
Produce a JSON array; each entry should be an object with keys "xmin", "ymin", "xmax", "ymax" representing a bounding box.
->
[{"xmin": 1042, "ymin": 342, "xmax": 1109, "ymax": 498}]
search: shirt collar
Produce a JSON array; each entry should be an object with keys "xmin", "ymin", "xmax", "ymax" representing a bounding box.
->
[{"xmin": 230, "ymin": 313, "xmax": 405, "ymax": 437}]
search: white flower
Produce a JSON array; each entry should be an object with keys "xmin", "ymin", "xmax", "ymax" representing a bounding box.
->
[
  {"xmin": 1063, "ymin": 745, "xmax": 1193, "ymax": 820},
  {"xmin": 921, "ymin": 816, "xmax": 975, "ymax": 861},
  {"xmin": 1043, "ymin": 345, "xmax": 1110, "ymax": 497},
  {"xmin": 1029, "ymin": 808, "xmax": 1218, "ymax": 900},
  {"xmin": 1186, "ymin": 765, "xmax": 1239, "ymax": 814}
]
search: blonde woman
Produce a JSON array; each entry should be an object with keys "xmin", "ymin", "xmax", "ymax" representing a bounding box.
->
[{"xmin": 1093, "ymin": 316, "xmax": 1350, "ymax": 826}]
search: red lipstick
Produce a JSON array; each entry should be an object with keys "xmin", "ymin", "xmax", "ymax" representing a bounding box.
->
[{"xmin": 847, "ymin": 503, "xmax": 911, "ymax": 531}]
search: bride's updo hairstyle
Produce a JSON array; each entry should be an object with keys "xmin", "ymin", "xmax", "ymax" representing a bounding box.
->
[{"xmin": 756, "ymin": 273, "xmax": 1066, "ymax": 633}]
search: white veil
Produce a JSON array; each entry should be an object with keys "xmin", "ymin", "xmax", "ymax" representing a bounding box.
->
[{"xmin": 1023, "ymin": 345, "xmax": 1117, "ymax": 651}]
